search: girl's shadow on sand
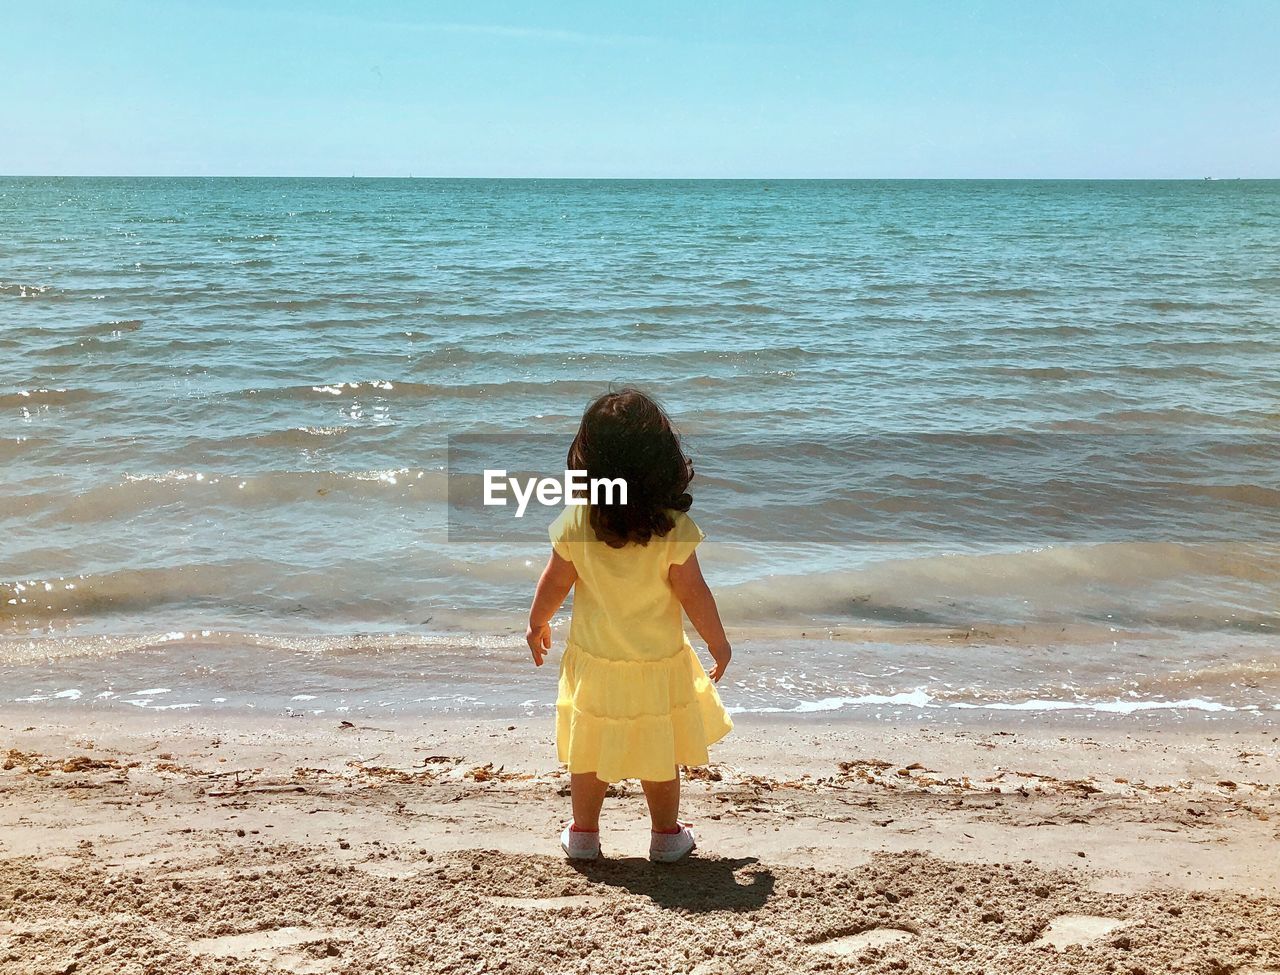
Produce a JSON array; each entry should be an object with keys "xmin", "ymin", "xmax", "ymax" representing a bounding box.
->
[{"xmin": 571, "ymin": 856, "xmax": 774, "ymax": 912}]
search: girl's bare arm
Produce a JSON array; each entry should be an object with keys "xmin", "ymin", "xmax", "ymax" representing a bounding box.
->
[
  {"xmin": 526, "ymin": 550, "xmax": 577, "ymax": 666},
  {"xmin": 668, "ymin": 552, "xmax": 732, "ymax": 681}
]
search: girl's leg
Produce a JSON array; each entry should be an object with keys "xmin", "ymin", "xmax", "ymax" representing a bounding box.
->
[
  {"xmin": 570, "ymin": 772, "xmax": 609, "ymax": 830},
  {"xmin": 641, "ymin": 769, "xmax": 681, "ymax": 831}
]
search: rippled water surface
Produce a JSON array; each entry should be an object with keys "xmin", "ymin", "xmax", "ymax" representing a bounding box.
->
[{"xmin": 2, "ymin": 178, "xmax": 1277, "ymax": 717}]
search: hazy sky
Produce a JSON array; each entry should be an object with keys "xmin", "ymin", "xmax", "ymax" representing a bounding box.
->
[{"xmin": 7, "ymin": 0, "xmax": 1278, "ymax": 177}]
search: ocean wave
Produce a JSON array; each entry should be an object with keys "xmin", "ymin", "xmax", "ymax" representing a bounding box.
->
[
  {"xmin": 80, "ymin": 319, "xmax": 143, "ymax": 336},
  {"xmin": 948, "ymin": 697, "xmax": 1247, "ymax": 714},
  {"xmin": 0, "ymin": 561, "xmax": 454, "ymax": 630},
  {"xmin": 1127, "ymin": 337, "xmax": 1277, "ymax": 355},
  {"xmin": 0, "ymin": 387, "xmax": 96, "ymax": 408},
  {"xmin": 0, "ymin": 282, "xmax": 55, "ymax": 298},
  {"xmin": 246, "ymin": 294, "xmax": 395, "ymax": 311},
  {"xmin": 8, "ymin": 536, "xmax": 1268, "ymax": 636},
  {"xmin": 0, "ymin": 436, "xmax": 51, "ymax": 460},
  {"xmin": 249, "ymin": 426, "xmax": 353, "ymax": 448},
  {"xmin": 1181, "ymin": 483, "xmax": 1280, "ymax": 507},
  {"xmin": 624, "ymin": 302, "xmax": 782, "ymax": 317},
  {"xmin": 730, "ymin": 688, "xmax": 1258, "ymax": 716},
  {"xmin": 407, "ymin": 342, "xmax": 829, "ymax": 371},
  {"xmin": 0, "ymin": 565, "xmax": 259, "ymax": 622},
  {"xmin": 239, "ymin": 378, "xmax": 610, "ymax": 403},
  {"xmin": 946, "ymin": 286, "xmax": 1045, "ymax": 300},
  {"xmin": 980, "ymin": 365, "xmax": 1085, "ymax": 380},
  {"xmin": 1139, "ymin": 299, "xmax": 1235, "ymax": 312},
  {"xmin": 0, "ymin": 628, "xmax": 516, "ymax": 666},
  {"xmin": 973, "ymin": 322, "xmax": 1100, "ymax": 338},
  {"xmin": 214, "ymin": 233, "xmax": 281, "ymax": 243},
  {"xmin": 1, "ymin": 468, "xmax": 449, "ymax": 524},
  {"xmin": 715, "ymin": 541, "xmax": 1280, "ymax": 630},
  {"xmin": 1070, "ymin": 659, "xmax": 1280, "ymax": 705},
  {"xmin": 1090, "ymin": 406, "xmax": 1247, "ymax": 426}
]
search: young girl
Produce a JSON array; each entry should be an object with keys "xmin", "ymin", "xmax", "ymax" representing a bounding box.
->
[{"xmin": 526, "ymin": 389, "xmax": 733, "ymax": 863}]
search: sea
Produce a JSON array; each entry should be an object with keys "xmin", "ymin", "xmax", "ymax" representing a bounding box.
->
[{"xmin": 2, "ymin": 178, "xmax": 1277, "ymax": 724}]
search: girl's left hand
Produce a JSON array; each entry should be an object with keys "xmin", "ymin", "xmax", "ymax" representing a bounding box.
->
[{"xmin": 526, "ymin": 622, "xmax": 551, "ymax": 666}]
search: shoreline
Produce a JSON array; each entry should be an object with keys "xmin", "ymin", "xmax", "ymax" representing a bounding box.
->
[
  {"xmin": 1, "ymin": 698, "xmax": 1276, "ymax": 734},
  {"xmin": 4, "ymin": 625, "xmax": 1277, "ymax": 730}
]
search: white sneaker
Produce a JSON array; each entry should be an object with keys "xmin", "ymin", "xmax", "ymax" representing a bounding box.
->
[
  {"xmin": 649, "ymin": 823, "xmax": 696, "ymax": 863},
  {"xmin": 560, "ymin": 824, "xmax": 601, "ymax": 861}
]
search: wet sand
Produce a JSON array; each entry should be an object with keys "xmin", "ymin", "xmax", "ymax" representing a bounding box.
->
[{"xmin": 2, "ymin": 708, "xmax": 1278, "ymax": 973}]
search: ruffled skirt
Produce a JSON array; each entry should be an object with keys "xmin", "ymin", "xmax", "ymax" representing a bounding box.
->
[{"xmin": 556, "ymin": 641, "xmax": 733, "ymax": 783}]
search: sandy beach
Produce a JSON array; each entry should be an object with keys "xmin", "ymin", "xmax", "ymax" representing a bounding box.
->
[{"xmin": 3, "ymin": 707, "xmax": 1277, "ymax": 974}]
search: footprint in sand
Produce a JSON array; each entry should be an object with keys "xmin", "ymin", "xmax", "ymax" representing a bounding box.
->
[
  {"xmin": 810, "ymin": 928, "xmax": 915, "ymax": 955},
  {"xmin": 351, "ymin": 859, "xmax": 422, "ymax": 879},
  {"xmin": 190, "ymin": 926, "xmax": 353, "ymax": 972},
  {"xmin": 0, "ymin": 914, "xmax": 136, "ymax": 937},
  {"xmin": 486, "ymin": 894, "xmax": 611, "ymax": 911},
  {"xmin": 1034, "ymin": 914, "xmax": 1126, "ymax": 950}
]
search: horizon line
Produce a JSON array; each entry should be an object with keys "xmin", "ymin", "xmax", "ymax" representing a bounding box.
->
[{"xmin": 1, "ymin": 173, "xmax": 1272, "ymax": 181}]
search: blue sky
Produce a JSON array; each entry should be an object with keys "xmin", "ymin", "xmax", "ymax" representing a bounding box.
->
[{"xmin": 6, "ymin": 0, "xmax": 1278, "ymax": 177}]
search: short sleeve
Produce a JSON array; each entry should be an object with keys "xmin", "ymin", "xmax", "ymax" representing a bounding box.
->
[
  {"xmin": 548, "ymin": 506, "xmax": 577, "ymax": 563},
  {"xmin": 665, "ymin": 512, "xmax": 705, "ymax": 567}
]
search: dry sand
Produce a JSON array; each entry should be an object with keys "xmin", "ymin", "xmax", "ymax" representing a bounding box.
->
[{"xmin": 2, "ymin": 708, "xmax": 1278, "ymax": 973}]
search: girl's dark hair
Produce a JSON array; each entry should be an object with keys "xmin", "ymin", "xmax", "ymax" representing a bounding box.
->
[{"xmin": 567, "ymin": 388, "xmax": 693, "ymax": 547}]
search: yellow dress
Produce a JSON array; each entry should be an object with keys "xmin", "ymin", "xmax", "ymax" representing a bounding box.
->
[{"xmin": 549, "ymin": 504, "xmax": 733, "ymax": 783}]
